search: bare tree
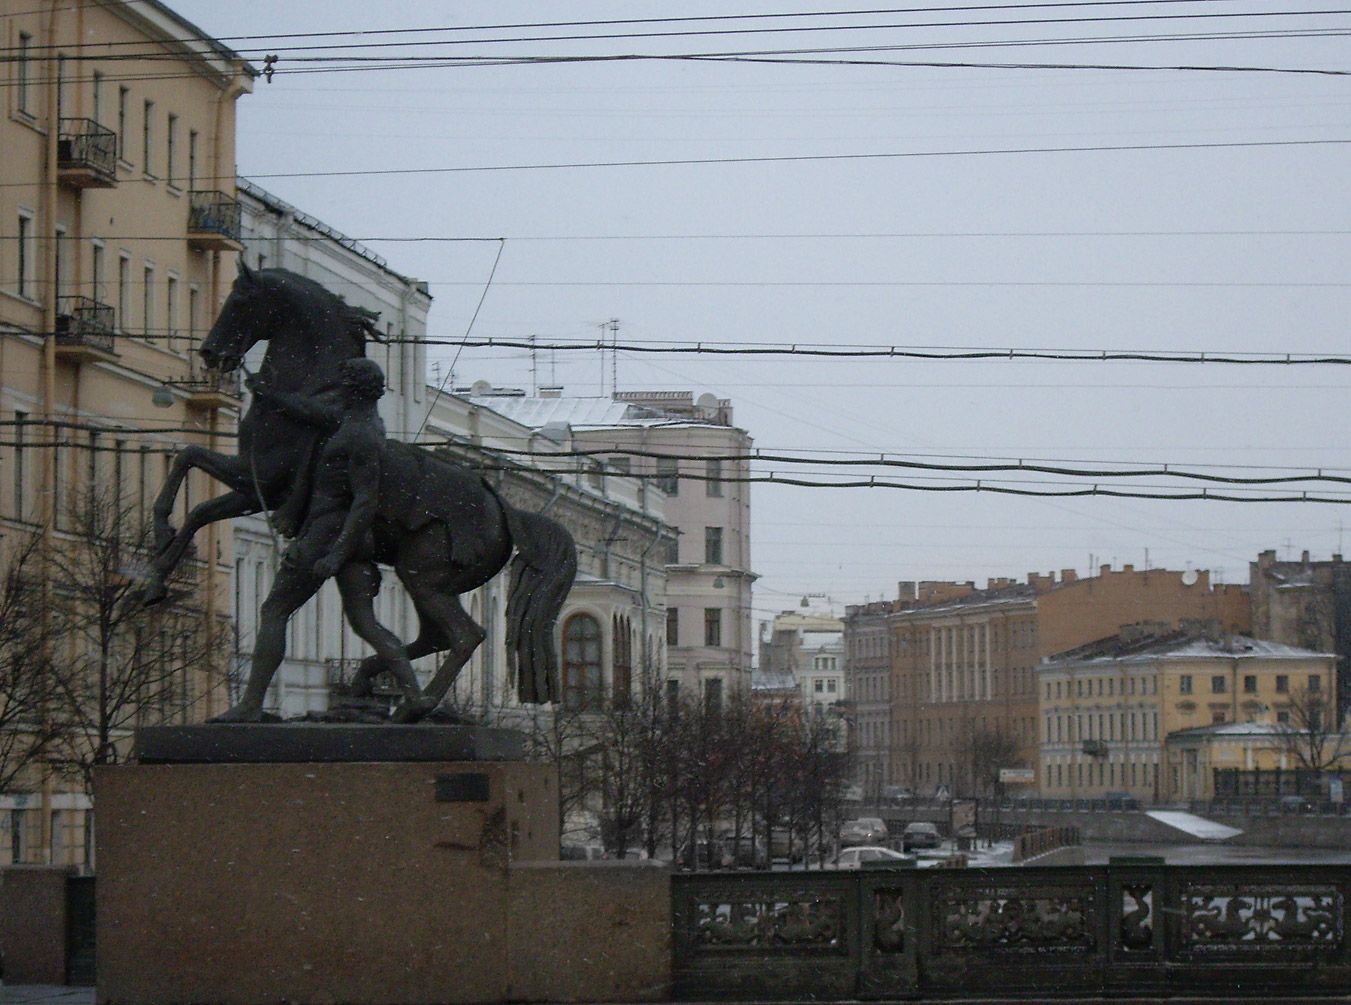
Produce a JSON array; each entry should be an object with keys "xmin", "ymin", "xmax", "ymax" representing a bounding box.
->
[
  {"xmin": 1276, "ymin": 685, "xmax": 1348, "ymax": 773},
  {"xmin": 45, "ymin": 487, "xmax": 223, "ymax": 793},
  {"xmin": 951, "ymin": 717, "xmax": 1024, "ymax": 798},
  {"xmin": 0, "ymin": 527, "xmax": 63, "ymax": 793}
]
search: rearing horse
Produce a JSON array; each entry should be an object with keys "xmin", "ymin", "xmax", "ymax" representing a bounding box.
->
[{"xmin": 145, "ymin": 263, "xmax": 577, "ymax": 718}]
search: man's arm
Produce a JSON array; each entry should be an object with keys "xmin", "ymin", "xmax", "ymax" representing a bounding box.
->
[
  {"xmin": 249, "ymin": 376, "xmax": 343, "ymax": 433},
  {"xmin": 313, "ymin": 433, "xmax": 382, "ymax": 578}
]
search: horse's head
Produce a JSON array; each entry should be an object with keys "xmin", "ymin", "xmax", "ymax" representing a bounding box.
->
[
  {"xmin": 200, "ymin": 260, "xmax": 380, "ymax": 376},
  {"xmin": 199, "ymin": 260, "xmax": 274, "ymax": 374}
]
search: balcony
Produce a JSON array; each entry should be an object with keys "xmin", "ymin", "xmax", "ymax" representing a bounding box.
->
[
  {"xmin": 54, "ymin": 296, "xmax": 116, "ymax": 362},
  {"xmin": 187, "ymin": 190, "xmax": 243, "ymax": 251},
  {"xmin": 57, "ymin": 118, "xmax": 117, "ymax": 189},
  {"xmin": 167, "ymin": 356, "xmax": 242, "ymax": 410},
  {"xmin": 1083, "ymin": 739, "xmax": 1109, "ymax": 758}
]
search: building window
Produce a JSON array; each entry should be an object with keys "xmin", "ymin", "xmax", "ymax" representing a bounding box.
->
[
  {"xmin": 12, "ymin": 412, "xmax": 26, "ymax": 521},
  {"xmin": 612, "ymin": 614, "xmax": 631, "ymax": 707},
  {"xmin": 561, "ymin": 614, "xmax": 603, "ymax": 712},
  {"xmin": 1276, "ymin": 709, "xmax": 1290, "ymax": 724},
  {"xmin": 704, "ymin": 526, "xmax": 723, "ymax": 565},
  {"xmin": 705, "ymin": 458, "xmax": 723, "ymax": 496},
  {"xmin": 655, "ymin": 456, "xmax": 678, "ymax": 495},
  {"xmin": 142, "ymin": 100, "xmax": 155, "ymax": 175},
  {"xmin": 188, "ymin": 130, "xmax": 198, "ymax": 188},
  {"xmin": 117, "ymin": 253, "xmax": 131, "ymax": 330},
  {"xmin": 15, "ymin": 210, "xmax": 33, "ymax": 300},
  {"xmin": 704, "ymin": 677, "xmax": 723, "ymax": 716},
  {"xmin": 92, "ymin": 71, "xmax": 103, "ymax": 126},
  {"xmin": 1308, "ymin": 675, "xmax": 1321, "ymax": 692},
  {"xmin": 1212, "ymin": 711, "xmax": 1226, "ymax": 724},
  {"xmin": 1276, "ymin": 675, "xmax": 1289, "ymax": 694},
  {"xmin": 1243, "ymin": 674, "xmax": 1257, "ymax": 694},
  {"xmin": 1211, "ymin": 675, "xmax": 1226, "ymax": 694},
  {"xmin": 814, "ymin": 679, "xmax": 824, "ymax": 693},
  {"xmin": 165, "ymin": 275, "xmax": 178, "ymax": 352},
  {"xmin": 665, "ymin": 678, "xmax": 680, "ymax": 715},
  {"xmin": 704, "ymin": 608, "xmax": 721, "ymax": 648},
  {"xmin": 1179, "ymin": 675, "xmax": 1193, "ymax": 695},
  {"xmin": 16, "ymin": 33, "xmax": 32, "ymax": 114},
  {"xmin": 666, "ymin": 607, "xmax": 678, "ymax": 646},
  {"xmin": 117, "ymin": 87, "xmax": 129, "ymax": 161},
  {"xmin": 827, "ymin": 679, "xmax": 837, "ymax": 693},
  {"xmin": 142, "ymin": 264, "xmax": 155, "ymax": 337},
  {"xmin": 91, "ymin": 240, "xmax": 105, "ymax": 301},
  {"xmin": 188, "ymin": 285, "xmax": 200, "ymax": 349},
  {"xmin": 166, "ymin": 113, "xmax": 178, "ymax": 186}
]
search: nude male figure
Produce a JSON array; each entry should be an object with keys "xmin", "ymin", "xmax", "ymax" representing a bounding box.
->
[{"xmin": 214, "ymin": 358, "xmax": 422, "ymax": 721}]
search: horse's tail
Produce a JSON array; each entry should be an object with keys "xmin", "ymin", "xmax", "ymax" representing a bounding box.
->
[{"xmin": 502, "ymin": 505, "xmax": 577, "ymax": 704}]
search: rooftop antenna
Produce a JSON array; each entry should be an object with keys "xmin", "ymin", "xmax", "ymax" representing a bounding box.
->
[{"xmin": 529, "ymin": 333, "xmax": 538, "ymax": 396}]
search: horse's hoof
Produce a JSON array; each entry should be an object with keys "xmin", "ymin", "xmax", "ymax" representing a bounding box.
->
[
  {"xmin": 390, "ymin": 696, "xmax": 438, "ymax": 724},
  {"xmin": 139, "ymin": 578, "xmax": 169, "ymax": 608}
]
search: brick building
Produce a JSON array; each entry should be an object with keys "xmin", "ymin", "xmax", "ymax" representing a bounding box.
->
[{"xmin": 853, "ymin": 565, "xmax": 1249, "ymax": 798}]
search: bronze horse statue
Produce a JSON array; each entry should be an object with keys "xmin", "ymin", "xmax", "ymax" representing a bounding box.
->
[{"xmin": 142, "ymin": 263, "xmax": 576, "ymax": 720}]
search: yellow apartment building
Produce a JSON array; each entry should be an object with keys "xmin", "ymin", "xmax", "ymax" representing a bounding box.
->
[
  {"xmin": 872, "ymin": 563, "xmax": 1248, "ymax": 798},
  {"xmin": 1, "ymin": 0, "xmax": 253, "ymax": 866},
  {"xmin": 1039, "ymin": 632, "xmax": 1337, "ymax": 804}
]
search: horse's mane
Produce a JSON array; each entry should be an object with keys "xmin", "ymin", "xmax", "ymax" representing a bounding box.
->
[{"xmin": 257, "ymin": 267, "xmax": 384, "ymax": 357}]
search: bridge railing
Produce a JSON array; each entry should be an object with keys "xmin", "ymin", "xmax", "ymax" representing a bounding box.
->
[{"xmin": 672, "ymin": 863, "xmax": 1349, "ymax": 1000}]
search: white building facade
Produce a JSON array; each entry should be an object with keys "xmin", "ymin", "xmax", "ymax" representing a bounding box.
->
[{"xmin": 463, "ymin": 388, "xmax": 755, "ymax": 711}]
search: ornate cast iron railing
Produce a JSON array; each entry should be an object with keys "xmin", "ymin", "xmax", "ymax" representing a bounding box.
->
[
  {"xmin": 57, "ymin": 118, "xmax": 117, "ymax": 182},
  {"xmin": 672, "ymin": 864, "xmax": 1350, "ymax": 1000},
  {"xmin": 187, "ymin": 190, "xmax": 242, "ymax": 242},
  {"xmin": 54, "ymin": 295, "xmax": 115, "ymax": 353}
]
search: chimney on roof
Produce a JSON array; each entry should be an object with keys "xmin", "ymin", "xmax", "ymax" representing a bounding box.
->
[{"xmin": 1061, "ymin": 569, "xmax": 1078, "ymax": 583}]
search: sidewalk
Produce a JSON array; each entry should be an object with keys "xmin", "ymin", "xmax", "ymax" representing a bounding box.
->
[{"xmin": 2, "ymin": 986, "xmax": 93, "ymax": 1004}]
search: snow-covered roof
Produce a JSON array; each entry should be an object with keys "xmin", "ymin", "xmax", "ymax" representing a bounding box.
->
[
  {"xmin": 464, "ymin": 393, "xmax": 728, "ymax": 431},
  {"xmin": 752, "ymin": 670, "xmax": 798, "ymax": 691},
  {"xmin": 1049, "ymin": 633, "xmax": 1336, "ymax": 667}
]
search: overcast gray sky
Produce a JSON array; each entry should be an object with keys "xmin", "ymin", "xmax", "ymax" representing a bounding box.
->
[{"xmin": 171, "ymin": 1, "xmax": 1351, "ymax": 621}]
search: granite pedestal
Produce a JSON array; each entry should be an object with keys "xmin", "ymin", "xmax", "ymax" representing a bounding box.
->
[{"xmin": 96, "ymin": 725, "xmax": 560, "ymax": 1005}]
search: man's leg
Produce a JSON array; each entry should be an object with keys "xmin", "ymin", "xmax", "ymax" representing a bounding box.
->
[
  {"xmin": 212, "ymin": 542, "xmax": 326, "ymax": 722},
  {"xmin": 334, "ymin": 560, "xmax": 422, "ymax": 702}
]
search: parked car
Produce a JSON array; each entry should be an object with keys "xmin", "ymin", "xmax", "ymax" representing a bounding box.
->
[
  {"xmin": 881, "ymin": 785, "xmax": 916, "ymax": 805},
  {"xmin": 840, "ymin": 817, "xmax": 888, "ymax": 847},
  {"xmin": 560, "ymin": 843, "xmax": 607, "ymax": 861},
  {"xmin": 1280, "ymin": 795, "xmax": 1314, "ymax": 814},
  {"xmin": 902, "ymin": 821, "xmax": 942, "ymax": 852},
  {"xmin": 1103, "ymin": 791, "xmax": 1141, "ymax": 811},
  {"xmin": 716, "ymin": 831, "xmax": 769, "ymax": 869},
  {"xmin": 833, "ymin": 846, "xmax": 915, "ymax": 870}
]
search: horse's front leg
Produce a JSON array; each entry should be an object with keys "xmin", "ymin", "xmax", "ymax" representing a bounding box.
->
[
  {"xmin": 141, "ymin": 489, "xmax": 264, "ymax": 606},
  {"xmin": 152, "ymin": 445, "xmax": 254, "ymax": 553}
]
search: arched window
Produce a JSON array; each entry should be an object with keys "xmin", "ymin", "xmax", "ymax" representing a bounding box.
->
[
  {"xmin": 562, "ymin": 614, "xmax": 603, "ymax": 711},
  {"xmin": 612, "ymin": 614, "xmax": 632, "ymax": 707}
]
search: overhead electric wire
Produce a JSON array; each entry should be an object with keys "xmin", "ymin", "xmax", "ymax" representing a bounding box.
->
[
  {"xmin": 481, "ymin": 445, "xmax": 1351, "ymax": 486},
  {"xmin": 8, "ymin": 329, "xmax": 1351, "ymax": 364},
  {"xmin": 7, "ymin": 3, "xmax": 1347, "ymax": 54},
  {"xmin": 7, "ymin": 417, "xmax": 1351, "ymax": 488}
]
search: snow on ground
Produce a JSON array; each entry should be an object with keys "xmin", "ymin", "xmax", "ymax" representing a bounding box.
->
[{"xmin": 1146, "ymin": 810, "xmax": 1244, "ymax": 841}]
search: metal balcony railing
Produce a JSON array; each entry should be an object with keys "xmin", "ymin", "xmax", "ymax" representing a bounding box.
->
[
  {"xmin": 54, "ymin": 295, "xmax": 116, "ymax": 354},
  {"xmin": 187, "ymin": 190, "xmax": 243, "ymax": 248},
  {"xmin": 57, "ymin": 118, "xmax": 117, "ymax": 187},
  {"xmin": 167, "ymin": 356, "xmax": 242, "ymax": 404}
]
